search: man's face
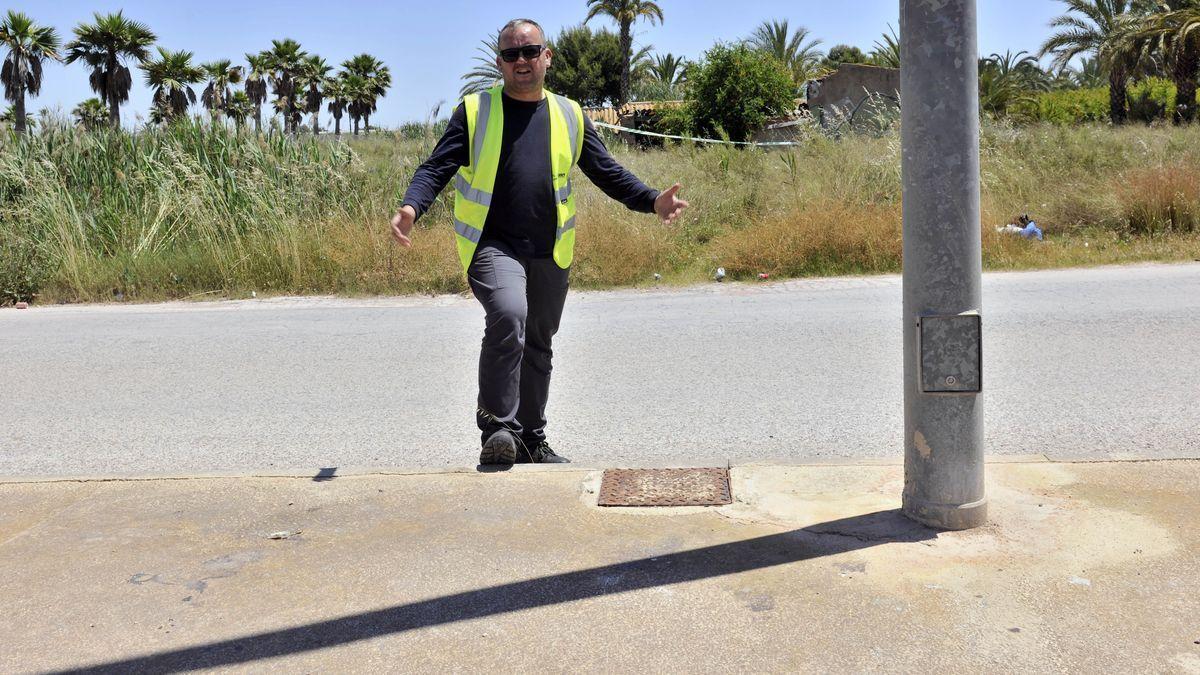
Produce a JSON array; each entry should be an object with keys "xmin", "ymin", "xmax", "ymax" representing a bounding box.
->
[{"xmin": 496, "ymin": 24, "xmax": 551, "ymax": 95}]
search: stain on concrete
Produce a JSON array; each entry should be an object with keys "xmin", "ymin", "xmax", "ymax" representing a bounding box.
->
[
  {"xmin": 735, "ymin": 589, "xmax": 776, "ymax": 612},
  {"xmin": 128, "ymin": 573, "xmax": 169, "ymax": 586},
  {"xmin": 203, "ymin": 550, "xmax": 263, "ymax": 572},
  {"xmin": 914, "ymin": 431, "xmax": 933, "ymax": 460}
]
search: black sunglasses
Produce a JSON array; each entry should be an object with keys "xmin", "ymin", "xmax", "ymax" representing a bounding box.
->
[{"xmin": 499, "ymin": 44, "xmax": 546, "ymax": 63}]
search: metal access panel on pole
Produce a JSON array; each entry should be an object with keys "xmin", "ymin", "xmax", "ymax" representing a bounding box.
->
[{"xmin": 899, "ymin": 0, "xmax": 987, "ymax": 530}]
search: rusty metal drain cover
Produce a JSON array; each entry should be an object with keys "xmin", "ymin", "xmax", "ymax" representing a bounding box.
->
[{"xmin": 597, "ymin": 468, "xmax": 732, "ymax": 507}]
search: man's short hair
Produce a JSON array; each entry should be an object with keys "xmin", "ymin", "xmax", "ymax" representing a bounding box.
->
[{"xmin": 499, "ymin": 18, "xmax": 546, "ymax": 47}]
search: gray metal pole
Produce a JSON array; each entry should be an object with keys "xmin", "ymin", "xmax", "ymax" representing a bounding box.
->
[{"xmin": 900, "ymin": 0, "xmax": 987, "ymax": 530}]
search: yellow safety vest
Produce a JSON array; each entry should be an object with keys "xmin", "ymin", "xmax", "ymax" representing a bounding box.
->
[{"xmin": 453, "ymin": 85, "xmax": 585, "ymax": 273}]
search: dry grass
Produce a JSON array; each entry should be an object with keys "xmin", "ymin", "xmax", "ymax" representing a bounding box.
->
[
  {"xmin": 1117, "ymin": 164, "xmax": 1200, "ymax": 234},
  {"xmin": 709, "ymin": 201, "xmax": 902, "ymax": 278}
]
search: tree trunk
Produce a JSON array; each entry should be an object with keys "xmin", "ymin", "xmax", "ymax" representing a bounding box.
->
[
  {"xmin": 364, "ymin": 113, "xmax": 371, "ymax": 134},
  {"xmin": 14, "ymin": 89, "xmax": 26, "ymax": 135},
  {"xmin": 1172, "ymin": 40, "xmax": 1198, "ymax": 125},
  {"xmin": 107, "ymin": 54, "xmax": 120, "ymax": 128},
  {"xmin": 334, "ymin": 115, "xmax": 341, "ymax": 136},
  {"xmin": 619, "ymin": 21, "xmax": 633, "ymax": 106},
  {"xmin": 352, "ymin": 117, "xmax": 359, "ymax": 135},
  {"xmin": 312, "ymin": 111, "xmax": 320, "ymax": 135},
  {"xmin": 1109, "ymin": 65, "xmax": 1127, "ymax": 125}
]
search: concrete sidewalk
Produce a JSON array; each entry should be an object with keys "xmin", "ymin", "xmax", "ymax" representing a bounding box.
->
[{"xmin": 2, "ymin": 459, "xmax": 1198, "ymax": 674}]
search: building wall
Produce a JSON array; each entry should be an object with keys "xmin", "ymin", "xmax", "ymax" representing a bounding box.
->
[{"xmin": 807, "ymin": 63, "xmax": 901, "ymax": 126}]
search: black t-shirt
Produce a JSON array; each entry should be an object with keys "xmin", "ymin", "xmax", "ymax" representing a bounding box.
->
[
  {"xmin": 481, "ymin": 93, "xmax": 555, "ymax": 257},
  {"xmin": 402, "ymin": 90, "xmax": 660, "ymax": 259}
]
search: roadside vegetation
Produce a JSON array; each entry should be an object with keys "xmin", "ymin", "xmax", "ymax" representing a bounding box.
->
[
  {"xmin": 3, "ymin": 119, "xmax": 1198, "ymax": 305},
  {"xmin": 2, "ymin": 0, "xmax": 1200, "ymax": 304}
]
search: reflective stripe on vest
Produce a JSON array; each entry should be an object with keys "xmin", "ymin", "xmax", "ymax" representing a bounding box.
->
[
  {"xmin": 451, "ymin": 85, "xmax": 584, "ymax": 274},
  {"xmin": 454, "ymin": 217, "xmax": 483, "ymax": 243},
  {"xmin": 557, "ymin": 215, "xmax": 576, "ymax": 241},
  {"xmin": 455, "ymin": 174, "xmax": 492, "ymax": 207}
]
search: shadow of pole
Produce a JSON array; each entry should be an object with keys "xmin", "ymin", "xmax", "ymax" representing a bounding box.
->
[{"xmin": 65, "ymin": 510, "xmax": 935, "ymax": 674}]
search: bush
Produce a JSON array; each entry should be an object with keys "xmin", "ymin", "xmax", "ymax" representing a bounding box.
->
[
  {"xmin": 1021, "ymin": 87, "xmax": 1109, "ymax": 124},
  {"xmin": 634, "ymin": 102, "xmax": 693, "ymax": 144},
  {"xmin": 0, "ymin": 234, "xmax": 50, "ymax": 305},
  {"xmin": 1127, "ymin": 77, "xmax": 1176, "ymax": 123},
  {"xmin": 682, "ymin": 43, "xmax": 795, "ymax": 142},
  {"xmin": 1022, "ymin": 78, "xmax": 1200, "ymax": 125}
]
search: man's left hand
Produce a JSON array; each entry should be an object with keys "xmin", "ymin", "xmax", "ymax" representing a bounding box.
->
[{"xmin": 654, "ymin": 183, "xmax": 689, "ymax": 225}]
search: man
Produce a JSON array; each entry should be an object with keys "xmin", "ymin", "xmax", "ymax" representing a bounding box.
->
[{"xmin": 390, "ymin": 18, "xmax": 688, "ymax": 466}]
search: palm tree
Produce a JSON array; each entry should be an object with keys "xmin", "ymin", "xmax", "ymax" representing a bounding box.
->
[
  {"xmin": 201, "ymin": 59, "xmax": 243, "ymax": 121},
  {"xmin": 1, "ymin": 11, "xmax": 61, "ymax": 135},
  {"xmin": 629, "ymin": 44, "xmax": 655, "ymax": 86},
  {"xmin": 264, "ymin": 39, "xmax": 307, "ymax": 134},
  {"xmin": 324, "ymin": 77, "xmax": 347, "ymax": 136},
  {"xmin": 746, "ymin": 19, "xmax": 825, "ymax": 90},
  {"xmin": 341, "ymin": 72, "xmax": 372, "ymax": 135},
  {"xmin": 869, "ymin": 25, "xmax": 901, "ymax": 68},
  {"xmin": 140, "ymin": 47, "xmax": 203, "ymax": 123},
  {"xmin": 271, "ymin": 93, "xmax": 301, "ymax": 132},
  {"xmin": 460, "ymin": 32, "xmax": 502, "ymax": 98},
  {"xmin": 993, "ymin": 50, "xmax": 1054, "ymax": 90},
  {"xmin": 72, "ymin": 97, "xmax": 109, "ymax": 130},
  {"xmin": 0, "ymin": 103, "xmax": 36, "ymax": 130},
  {"xmin": 1132, "ymin": 1, "xmax": 1200, "ymax": 123},
  {"xmin": 1071, "ymin": 56, "xmax": 1108, "ymax": 85},
  {"xmin": 298, "ymin": 54, "xmax": 330, "ymax": 134},
  {"xmin": 225, "ymin": 90, "xmax": 252, "ymax": 130},
  {"xmin": 978, "ymin": 52, "xmax": 1047, "ymax": 115},
  {"xmin": 584, "ymin": 0, "xmax": 665, "ymax": 105},
  {"xmin": 1041, "ymin": 0, "xmax": 1137, "ymax": 124},
  {"xmin": 341, "ymin": 53, "xmax": 390, "ymax": 133},
  {"xmin": 648, "ymin": 52, "xmax": 687, "ymax": 85},
  {"xmin": 244, "ymin": 52, "xmax": 270, "ymax": 133},
  {"xmin": 63, "ymin": 11, "xmax": 155, "ymax": 129}
]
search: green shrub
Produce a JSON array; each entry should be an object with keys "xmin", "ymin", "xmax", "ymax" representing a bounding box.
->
[
  {"xmin": 1022, "ymin": 87, "xmax": 1109, "ymax": 124},
  {"xmin": 1024, "ymin": 79, "xmax": 1200, "ymax": 125},
  {"xmin": 1127, "ymin": 77, "xmax": 1176, "ymax": 123},
  {"xmin": 397, "ymin": 119, "xmax": 448, "ymax": 140},
  {"xmin": 682, "ymin": 43, "xmax": 795, "ymax": 142},
  {"xmin": 635, "ymin": 102, "xmax": 693, "ymax": 144},
  {"xmin": 0, "ymin": 233, "xmax": 50, "ymax": 305}
]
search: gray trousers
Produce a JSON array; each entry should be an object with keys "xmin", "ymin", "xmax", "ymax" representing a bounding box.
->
[{"xmin": 467, "ymin": 242, "xmax": 570, "ymax": 447}]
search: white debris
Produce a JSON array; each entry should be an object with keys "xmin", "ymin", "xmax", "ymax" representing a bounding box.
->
[
  {"xmin": 715, "ymin": 267, "xmax": 726, "ymax": 282},
  {"xmin": 268, "ymin": 530, "xmax": 301, "ymax": 540},
  {"xmin": 1068, "ymin": 576, "xmax": 1091, "ymax": 587}
]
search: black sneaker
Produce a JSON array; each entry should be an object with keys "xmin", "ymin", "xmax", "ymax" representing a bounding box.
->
[
  {"xmin": 479, "ymin": 429, "xmax": 517, "ymax": 465},
  {"xmin": 517, "ymin": 440, "xmax": 571, "ymax": 464}
]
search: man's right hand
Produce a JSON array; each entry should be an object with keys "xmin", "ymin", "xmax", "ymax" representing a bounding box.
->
[{"xmin": 390, "ymin": 205, "xmax": 416, "ymax": 247}]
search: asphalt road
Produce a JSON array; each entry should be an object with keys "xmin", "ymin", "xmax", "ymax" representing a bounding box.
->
[{"xmin": 2, "ymin": 263, "xmax": 1197, "ymax": 477}]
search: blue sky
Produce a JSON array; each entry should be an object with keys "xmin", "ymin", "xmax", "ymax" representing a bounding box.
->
[{"xmin": 11, "ymin": 0, "xmax": 1072, "ymax": 128}]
